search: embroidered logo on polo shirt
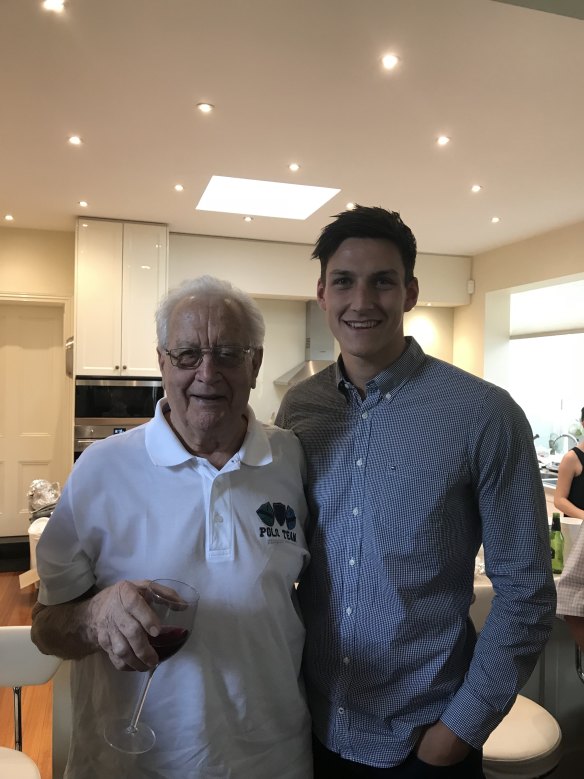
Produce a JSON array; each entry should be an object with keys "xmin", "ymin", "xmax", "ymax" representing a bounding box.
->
[{"xmin": 256, "ymin": 501, "xmax": 297, "ymax": 542}]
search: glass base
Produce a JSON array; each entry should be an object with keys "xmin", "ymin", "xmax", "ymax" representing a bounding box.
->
[{"xmin": 104, "ymin": 718, "xmax": 156, "ymax": 754}]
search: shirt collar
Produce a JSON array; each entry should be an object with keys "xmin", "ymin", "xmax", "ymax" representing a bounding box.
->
[
  {"xmin": 335, "ymin": 336, "xmax": 426, "ymax": 398},
  {"xmin": 145, "ymin": 399, "xmax": 272, "ymax": 468}
]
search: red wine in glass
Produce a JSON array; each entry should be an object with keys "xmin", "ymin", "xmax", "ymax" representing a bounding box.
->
[
  {"xmin": 104, "ymin": 578, "xmax": 199, "ymax": 754},
  {"xmin": 149, "ymin": 626, "xmax": 190, "ymax": 662}
]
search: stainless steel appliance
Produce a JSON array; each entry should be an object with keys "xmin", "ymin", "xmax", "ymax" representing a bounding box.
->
[{"xmin": 74, "ymin": 377, "xmax": 163, "ymax": 461}]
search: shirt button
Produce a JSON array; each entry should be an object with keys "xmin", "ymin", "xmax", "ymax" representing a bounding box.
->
[
  {"xmin": 214, "ymin": 514, "xmax": 223, "ymax": 523},
  {"xmin": 338, "ymin": 707, "xmax": 345, "ymax": 714},
  {"xmin": 361, "ymin": 411, "xmax": 368, "ymax": 419},
  {"xmin": 356, "ymin": 458, "xmax": 363, "ymax": 467},
  {"xmin": 346, "ymin": 606, "xmax": 352, "ymax": 615},
  {"xmin": 343, "ymin": 656, "xmax": 350, "ymax": 665},
  {"xmin": 349, "ymin": 558, "xmax": 355, "ymax": 566},
  {"xmin": 352, "ymin": 507, "xmax": 359, "ymax": 516}
]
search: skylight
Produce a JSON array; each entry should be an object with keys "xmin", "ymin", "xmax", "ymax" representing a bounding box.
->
[{"xmin": 196, "ymin": 176, "xmax": 340, "ymax": 220}]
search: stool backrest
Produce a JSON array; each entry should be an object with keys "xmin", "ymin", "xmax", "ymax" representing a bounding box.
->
[{"xmin": 0, "ymin": 626, "xmax": 61, "ymax": 687}]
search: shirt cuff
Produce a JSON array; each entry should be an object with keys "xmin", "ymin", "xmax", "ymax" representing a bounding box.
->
[{"xmin": 439, "ymin": 681, "xmax": 513, "ymax": 749}]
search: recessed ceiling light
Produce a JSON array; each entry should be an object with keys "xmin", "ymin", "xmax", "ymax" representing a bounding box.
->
[
  {"xmin": 289, "ymin": 163, "xmax": 300, "ymax": 172},
  {"xmin": 174, "ymin": 184, "xmax": 184, "ymax": 192},
  {"xmin": 491, "ymin": 216, "xmax": 501, "ymax": 223},
  {"xmin": 68, "ymin": 135, "xmax": 82, "ymax": 145},
  {"xmin": 42, "ymin": 0, "xmax": 65, "ymax": 12},
  {"xmin": 78, "ymin": 200, "xmax": 88, "ymax": 208},
  {"xmin": 381, "ymin": 53, "xmax": 400, "ymax": 70},
  {"xmin": 346, "ymin": 202, "xmax": 356, "ymax": 210},
  {"xmin": 471, "ymin": 184, "xmax": 482, "ymax": 193},
  {"xmin": 437, "ymin": 136, "xmax": 450, "ymax": 146},
  {"xmin": 243, "ymin": 216, "xmax": 254, "ymax": 222},
  {"xmin": 197, "ymin": 103, "xmax": 214, "ymax": 114},
  {"xmin": 196, "ymin": 175, "xmax": 340, "ymax": 220},
  {"xmin": 81, "ymin": 223, "xmax": 88, "ymax": 227},
  {"xmin": 4, "ymin": 214, "xmax": 14, "ymax": 221},
  {"xmin": 140, "ymin": 265, "xmax": 152, "ymax": 270}
]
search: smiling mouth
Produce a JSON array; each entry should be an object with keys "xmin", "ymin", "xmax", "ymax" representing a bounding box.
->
[
  {"xmin": 343, "ymin": 320, "xmax": 380, "ymax": 329},
  {"xmin": 192, "ymin": 393, "xmax": 225, "ymax": 402}
]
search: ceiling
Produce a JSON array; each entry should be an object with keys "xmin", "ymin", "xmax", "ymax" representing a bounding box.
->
[{"xmin": 2, "ymin": 0, "xmax": 584, "ymax": 257}]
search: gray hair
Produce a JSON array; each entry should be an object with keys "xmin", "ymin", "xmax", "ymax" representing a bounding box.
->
[{"xmin": 155, "ymin": 275, "xmax": 265, "ymax": 349}]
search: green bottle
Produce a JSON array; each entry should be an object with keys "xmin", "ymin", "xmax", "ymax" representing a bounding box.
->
[{"xmin": 550, "ymin": 512, "xmax": 564, "ymax": 574}]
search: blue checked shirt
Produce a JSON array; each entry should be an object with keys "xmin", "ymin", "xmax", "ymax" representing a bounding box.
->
[{"xmin": 276, "ymin": 337, "xmax": 556, "ymax": 768}]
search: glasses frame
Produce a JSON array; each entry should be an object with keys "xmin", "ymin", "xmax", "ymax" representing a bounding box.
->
[{"xmin": 164, "ymin": 345, "xmax": 255, "ymax": 370}]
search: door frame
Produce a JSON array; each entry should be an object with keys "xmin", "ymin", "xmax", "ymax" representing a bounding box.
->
[{"xmin": 0, "ymin": 293, "xmax": 74, "ymax": 536}]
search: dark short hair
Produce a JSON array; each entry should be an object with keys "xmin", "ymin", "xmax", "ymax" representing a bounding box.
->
[{"xmin": 312, "ymin": 205, "xmax": 417, "ymax": 282}]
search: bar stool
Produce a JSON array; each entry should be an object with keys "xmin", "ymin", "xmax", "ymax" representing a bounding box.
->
[
  {"xmin": 470, "ymin": 580, "xmax": 562, "ymax": 778},
  {"xmin": 0, "ymin": 626, "xmax": 62, "ymax": 778},
  {"xmin": 482, "ymin": 694, "xmax": 562, "ymax": 778}
]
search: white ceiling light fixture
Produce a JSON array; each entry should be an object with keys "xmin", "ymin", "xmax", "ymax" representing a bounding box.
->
[
  {"xmin": 346, "ymin": 202, "xmax": 356, "ymax": 210},
  {"xmin": 4, "ymin": 214, "xmax": 14, "ymax": 221},
  {"xmin": 68, "ymin": 135, "xmax": 82, "ymax": 145},
  {"xmin": 471, "ymin": 184, "xmax": 482, "ymax": 193},
  {"xmin": 196, "ymin": 102, "xmax": 214, "ymax": 113},
  {"xmin": 196, "ymin": 175, "xmax": 340, "ymax": 220},
  {"xmin": 174, "ymin": 184, "xmax": 184, "ymax": 192},
  {"xmin": 289, "ymin": 162, "xmax": 300, "ymax": 172},
  {"xmin": 437, "ymin": 135, "xmax": 451, "ymax": 146},
  {"xmin": 243, "ymin": 215, "xmax": 253, "ymax": 222},
  {"xmin": 381, "ymin": 53, "xmax": 400, "ymax": 70},
  {"xmin": 42, "ymin": 0, "xmax": 65, "ymax": 12},
  {"xmin": 491, "ymin": 216, "xmax": 501, "ymax": 223},
  {"xmin": 78, "ymin": 200, "xmax": 88, "ymax": 207}
]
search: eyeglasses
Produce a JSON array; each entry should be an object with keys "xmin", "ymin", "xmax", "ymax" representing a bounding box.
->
[{"xmin": 164, "ymin": 345, "xmax": 255, "ymax": 370}]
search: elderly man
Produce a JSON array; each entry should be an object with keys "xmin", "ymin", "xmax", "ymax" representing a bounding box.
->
[{"xmin": 31, "ymin": 276, "xmax": 312, "ymax": 779}]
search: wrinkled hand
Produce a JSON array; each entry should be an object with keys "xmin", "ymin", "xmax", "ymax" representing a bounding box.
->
[
  {"xmin": 415, "ymin": 720, "xmax": 471, "ymax": 766},
  {"xmin": 87, "ymin": 580, "xmax": 161, "ymax": 671}
]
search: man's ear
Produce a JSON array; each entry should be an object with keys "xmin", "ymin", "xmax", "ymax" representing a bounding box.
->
[
  {"xmin": 157, "ymin": 347, "xmax": 165, "ymax": 372},
  {"xmin": 250, "ymin": 348, "xmax": 263, "ymax": 389},
  {"xmin": 316, "ymin": 277, "xmax": 326, "ymax": 310},
  {"xmin": 404, "ymin": 277, "xmax": 419, "ymax": 313}
]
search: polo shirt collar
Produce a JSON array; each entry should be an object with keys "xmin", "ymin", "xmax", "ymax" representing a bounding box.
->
[{"xmin": 145, "ymin": 399, "xmax": 272, "ymax": 467}]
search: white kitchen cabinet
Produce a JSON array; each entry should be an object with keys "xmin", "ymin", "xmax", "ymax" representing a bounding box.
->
[{"xmin": 75, "ymin": 219, "xmax": 168, "ymax": 376}]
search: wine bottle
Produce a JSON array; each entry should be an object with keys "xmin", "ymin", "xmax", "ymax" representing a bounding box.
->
[{"xmin": 550, "ymin": 512, "xmax": 564, "ymax": 574}]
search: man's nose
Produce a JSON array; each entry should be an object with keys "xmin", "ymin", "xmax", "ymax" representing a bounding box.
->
[
  {"xmin": 195, "ymin": 352, "xmax": 220, "ymax": 379},
  {"xmin": 350, "ymin": 283, "xmax": 375, "ymax": 310}
]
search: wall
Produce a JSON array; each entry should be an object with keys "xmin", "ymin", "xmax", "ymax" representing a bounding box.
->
[{"xmin": 453, "ymin": 218, "xmax": 584, "ymax": 378}]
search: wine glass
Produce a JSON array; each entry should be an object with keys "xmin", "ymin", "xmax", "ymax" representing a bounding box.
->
[{"xmin": 104, "ymin": 578, "xmax": 200, "ymax": 754}]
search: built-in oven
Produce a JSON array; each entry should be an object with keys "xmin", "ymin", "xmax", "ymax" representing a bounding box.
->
[{"xmin": 74, "ymin": 377, "xmax": 164, "ymax": 461}]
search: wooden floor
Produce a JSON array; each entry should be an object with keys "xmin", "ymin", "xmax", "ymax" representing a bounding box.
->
[{"xmin": 0, "ymin": 572, "xmax": 53, "ymax": 779}]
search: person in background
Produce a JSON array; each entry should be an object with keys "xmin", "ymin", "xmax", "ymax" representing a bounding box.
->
[
  {"xmin": 556, "ymin": 527, "xmax": 584, "ymax": 651},
  {"xmin": 31, "ymin": 275, "xmax": 312, "ymax": 779},
  {"xmin": 554, "ymin": 406, "xmax": 584, "ymax": 519},
  {"xmin": 555, "ymin": 406, "xmax": 584, "ymax": 650},
  {"xmin": 276, "ymin": 205, "xmax": 556, "ymax": 778}
]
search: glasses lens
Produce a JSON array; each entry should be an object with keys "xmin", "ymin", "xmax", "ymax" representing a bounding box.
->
[
  {"xmin": 214, "ymin": 347, "xmax": 247, "ymax": 367},
  {"xmin": 169, "ymin": 347, "xmax": 250, "ymax": 369}
]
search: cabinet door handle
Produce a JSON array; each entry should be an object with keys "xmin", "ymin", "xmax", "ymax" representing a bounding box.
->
[
  {"xmin": 122, "ymin": 365, "xmax": 127, "ymax": 370},
  {"xmin": 114, "ymin": 365, "xmax": 120, "ymax": 370}
]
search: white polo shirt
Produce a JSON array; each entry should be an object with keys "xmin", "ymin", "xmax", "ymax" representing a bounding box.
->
[{"xmin": 37, "ymin": 401, "xmax": 312, "ymax": 779}]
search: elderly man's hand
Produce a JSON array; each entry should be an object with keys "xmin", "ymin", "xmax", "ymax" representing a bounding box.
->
[{"xmin": 87, "ymin": 580, "xmax": 161, "ymax": 671}]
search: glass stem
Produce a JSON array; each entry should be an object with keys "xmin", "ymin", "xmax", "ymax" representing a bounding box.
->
[{"xmin": 128, "ymin": 667, "xmax": 157, "ymax": 733}]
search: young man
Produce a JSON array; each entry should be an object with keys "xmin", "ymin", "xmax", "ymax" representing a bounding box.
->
[
  {"xmin": 32, "ymin": 276, "xmax": 312, "ymax": 779},
  {"xmin": 276, "ymin": 206, "xmax": 556, "ymax": 778}
]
